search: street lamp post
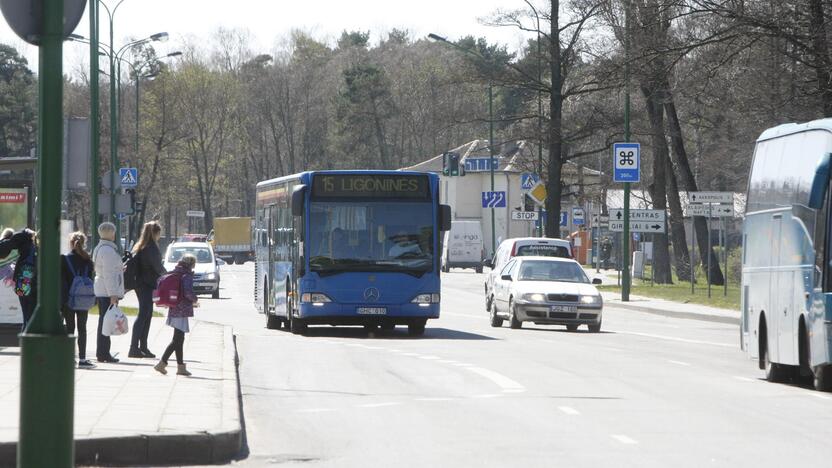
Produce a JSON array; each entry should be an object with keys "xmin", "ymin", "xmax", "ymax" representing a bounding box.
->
[
  {"xmin": 524, "ymin": 0, "xmax": 544, "ymax": 238},
  {"xmin": 89, "ymin": 0, "xmax": 100, "ymax": 245}
]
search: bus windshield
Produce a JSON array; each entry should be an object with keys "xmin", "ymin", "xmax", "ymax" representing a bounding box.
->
[{"xmin": 309, "ymin": 201, "xmax": 434, "ymax": 276}]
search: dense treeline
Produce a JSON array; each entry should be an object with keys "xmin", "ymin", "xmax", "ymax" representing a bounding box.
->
[{"xmin": 3, "ymin": 0, "xmax": 831, "ymax": 284}]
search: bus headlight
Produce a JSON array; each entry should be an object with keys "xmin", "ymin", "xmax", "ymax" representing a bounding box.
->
[
  {"xmin": 580, "ymin": 295, "xmax": 602, "ymax": 305},
  {"xmin": 301, "ymin": 293, "xmax": 332, "ymax": 303},
  {"xmin": 522, "ymin": 293, "xmax": 547, "ymax": 303},
  {"xmin": 411, "ymin": 293, "xmax": 440, "ymax": 304}
]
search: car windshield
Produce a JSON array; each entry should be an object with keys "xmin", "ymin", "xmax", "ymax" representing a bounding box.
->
[
  {"xmin": 167, "ymin": 247, "xmax": 213, "ymax": 264},
  {"xmin": 517, "ymin": 260, "xmax": 589, "ymax": 283},
  {"xmin": 516, "ymin": 244, "xmax": 570, "ymax": 258},
  {"xmin": 308, "ymin": 201, "xmax": 434, "ymax": 276}
]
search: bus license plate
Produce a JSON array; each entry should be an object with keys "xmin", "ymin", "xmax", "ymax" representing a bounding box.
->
[
  {"xmin": 357, "ymin": 307, "xmax": 387, "ymax": 315},
  {"xmin": 550, "ymin": 305, "xmax": 577, "ymax": 313}
]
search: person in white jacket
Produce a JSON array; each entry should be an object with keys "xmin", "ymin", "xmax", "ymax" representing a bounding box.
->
[{"xmin": 92, "ymin": 222, "xmax": 124, "ymax": 363}]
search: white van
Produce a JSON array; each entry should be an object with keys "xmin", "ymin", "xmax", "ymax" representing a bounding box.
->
[
  {"xmin": 441, "ymin": 220, "xmax": 485, "ymax": 273},
  {"xmin": 483, "ymin": 237, "xmax": 573, "ymax": 309}
]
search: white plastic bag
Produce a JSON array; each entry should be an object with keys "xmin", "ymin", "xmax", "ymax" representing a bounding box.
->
[{"xmin": 102, "ymin": 305, "xmax": 129, "ymax": 336}]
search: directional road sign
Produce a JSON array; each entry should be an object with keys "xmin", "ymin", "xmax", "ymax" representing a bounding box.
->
[
  {"xmin": 686, "ymin": 203, "xmax": 735, "ymax": 218},
  {"xmin": 609, "ymin": 208, "xmax": 666, "ymax": 223},
  {"xmin": 572, "ymin": 208, "xmax": 585, "ymax": 226},
  {"xmin": 592, "ymin": 214, "xmax": 610, "ymax": 225},
  {"xmin": 689, "ymin": 191, "xmax": 732, "ymax": 204},
  {"xmin": 186, "ymin": 210, "xmax": 205, "ymax": 218},
  {"xmin": 511, "ymin": 211, "xmax": 539, "ymax": 221},
  {"xmin": 521, "ymin": 173, "xmax": 539, "ymax": 192},
  {"xmin": 119, "ymin": 167, "xmax": 138, "ymax": 188},
  {"xmin": 613, "ymin": 142, "xmax": 640, "ymax": 183},
  {"xmin": 560, "ymin": 211, "xmax": 568, "ymax": 227},
  {"xmin": 482, "ymin": 191, "xmax": 507, "ymax": 208},
  {"xmin": 465, "ymin": 157, "xmax": 500, "ymax": 173},
  {"xmin": 609, "ymin": 220, "xmax": 666, "ymax": 233}
]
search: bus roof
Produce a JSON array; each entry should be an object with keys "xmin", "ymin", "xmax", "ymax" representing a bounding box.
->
[
  {"xmin": 757, "ymin": 118, "xmax": 832, "ymax": 143},
  {"xmin": 255, "ymin": 170, "xmax": 434, "ymax": 189}
]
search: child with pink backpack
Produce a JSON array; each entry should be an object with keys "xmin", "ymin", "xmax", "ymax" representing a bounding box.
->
[{"xmin": 153, "ymin": 254, "xmax": 199, "ymax": 376}]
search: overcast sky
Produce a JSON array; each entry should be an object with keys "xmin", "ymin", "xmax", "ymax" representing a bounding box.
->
[{"xmin": 0, "ymin": 0, "xmax": 535, "ymax": 73}]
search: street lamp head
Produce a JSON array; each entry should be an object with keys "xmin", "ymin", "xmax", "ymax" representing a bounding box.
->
[
  {"xmin": 67, "ymin": 33, "xmax": 86, "ymax": 41},
  {"xmin": 150, "ymin": 32, "xmax": 169, "ymax": 42},
  {"xmin": 427, "ymin": 33, "xmax": 447, "ymax": 43}
]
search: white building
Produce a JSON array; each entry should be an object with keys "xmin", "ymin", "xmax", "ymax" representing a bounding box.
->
[{"xmin": 404, "ymin": 140, "xmax": 601, "ymax": 258}]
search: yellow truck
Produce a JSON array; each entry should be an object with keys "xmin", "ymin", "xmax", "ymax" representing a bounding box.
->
[{"xmin": 208, "ymin": 217, "xmax": 254, "ymax": 265}]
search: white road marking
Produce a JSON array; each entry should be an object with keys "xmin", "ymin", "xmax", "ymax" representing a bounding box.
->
[
  {"xmin": 733, "ymin": 376, "xmax": 755, "ymax": 383},
  {"xmin": 295, "ymin": 408, "xmax": 335, "ymax": 413},
  {"xmin": 466, "ymin": 367, "xmax": 526, "ymax": 393},
  {"xmin": 439, "ymin": 360, "xmax": 459, "ymax": 364},
  {"xmin": 401, "ymin": 353, "xmax": 420, "ymax": 357},
  {"xmin": 808, "ymin": 393, "xmax": 832, "ymax": 401},
  {"xmin": 357, "ymin": 402, "xmax": 402, "ymax": 408},
  {"xmin": 611, "ymin": 330, "xmax": 734, "ymax": 348},
  {"xmin": 472, "ymin": 394, "xmax": 501, "ymax": 399},
  {"xmin": 667, "ymin": 360, "xmax": 691, "ymax": 367},
  {"xmin": 558, "ymin": 406, "xmax": 580, "ymax": 415},
  {"xmin": 414, "ymin": 397, "xmax": 455, "ymax": 402},
  {"xmin": 445, "ymin": 312, "xmax": 486, "ymax": 320},
  {"xmin": 611, "ymin": 434, "xmax": 638, "ymax": 445},
  {"xmin": 451, "ymin": 362, "xmax": 474, "ymax": 367},
  {"xmin": 419, "ymin": 355, "xmax": 441, "ymax": 360}
]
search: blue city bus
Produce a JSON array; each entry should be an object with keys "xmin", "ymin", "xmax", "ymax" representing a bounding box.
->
[
  {"xmin": 254, "ymin": 171, "xmax": 451, "ymax": 336},
  {"xmin": 741, "ymin": 119, "xmax": 832, "ymax": 391}
]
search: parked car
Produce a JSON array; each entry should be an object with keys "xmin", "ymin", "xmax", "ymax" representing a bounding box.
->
[
  {"xmin": 163, "ymin": 242, "xmax": 221, "ymax": 299},
  {"xmin": 483, "ymin": 237, "xmax": 573, "ymax": 311},
  {"xmin": 441, "ymin": 220, "xmax": 485, "ymax": 273},
  {"xmin": 488, "ymin": 256, "xmax": 603, "ymax": 332}
]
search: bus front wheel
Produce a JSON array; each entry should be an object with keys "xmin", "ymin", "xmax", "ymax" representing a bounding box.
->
[
  {"xmin": 408, "ymin": 320, "xmax": 426, "ymax": 337},
  {"xmin": 814, "ymin": 365, "xmax": 832, "ymax": 392}
]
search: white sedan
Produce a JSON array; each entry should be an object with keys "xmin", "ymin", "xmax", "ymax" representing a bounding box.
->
[{"xmin": 489, "ymin": 256, "xmax": 603, "ymax": 332}]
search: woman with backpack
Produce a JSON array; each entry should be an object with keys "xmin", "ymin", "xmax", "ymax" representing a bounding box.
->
[
  {"xmin": 154, "ymin": 254, "xmax": 198, "ymax": 377},
  {"xmin": 92, "ymin": 222, "xmax": 124, "ymax": 363},
  {"xmin": 129, "ymin": 221, "xmax": 165, "ymax": 358},
  {"xmin": 61, "ymin": 232, "xmax": 96, "ymax": 368},
  {"xmin": 0, "ymin": 229, "xmax": 38, "ymax": 331}
]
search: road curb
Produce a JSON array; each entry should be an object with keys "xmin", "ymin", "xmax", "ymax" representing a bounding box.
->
[
  {"xmin": 0, "ymin": 324, "xmax": 243, "ymax": 467},
  {"xmin": 607, "ymin": 300, "xmax": 741, "ymax": 325}
]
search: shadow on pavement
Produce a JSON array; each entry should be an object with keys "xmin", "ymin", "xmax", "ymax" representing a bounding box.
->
[
  {"xmin": 297, "ymin": 326, "xmax": 498, "ymax": 341},
  {"xmin": 521, "ymin": 326, "xmax": 616, "ymax": 335},
  {"xmin": 0, "ymin": 348, "xmax": 20, "ymax": 356}
]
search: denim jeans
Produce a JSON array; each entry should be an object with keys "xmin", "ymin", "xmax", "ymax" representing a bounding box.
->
[{"xmin": 130, "ymin": 286, "xmax": 154, "ymax": 350}]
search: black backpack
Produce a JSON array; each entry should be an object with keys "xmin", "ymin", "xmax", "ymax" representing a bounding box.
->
[{"xmin": 123, "ymin": 250, "xmax": 140, "ymax": 292}]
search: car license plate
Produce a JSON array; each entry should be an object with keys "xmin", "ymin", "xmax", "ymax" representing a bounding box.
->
[
  {"xmin": 195, "ymin": 282, "xmax": 213, "ymax": 287},
  {"xmin": 357, "ymin": 307, "xmax": 387, "ymax": 315},
  {"xmin": 550, "ymin": 305, "xmax": 577, "ymax": 313}
]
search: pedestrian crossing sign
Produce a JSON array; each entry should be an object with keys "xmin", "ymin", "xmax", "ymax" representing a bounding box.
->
[
  {"xmin": 521, "ymin": 173, "xmax": 539, "ymax": 192},
  {"xmin": 119, "ymin": 168, "xmax": 138, "ymax": 188}
]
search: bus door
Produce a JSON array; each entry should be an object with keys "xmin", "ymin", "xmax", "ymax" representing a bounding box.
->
[
  {"xmin": 266, "ymin": 207, "xmax": 275, "ymax": 312},
  {"xmin": 772, "ymin": 213, "xmax": 797, "ymax": 363},
  {"xmin": 769, "ymin": 213, "xmax": 783, "ymax": 361}
]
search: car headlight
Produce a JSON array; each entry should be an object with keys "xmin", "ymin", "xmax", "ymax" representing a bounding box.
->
[
  {"xmin": 205, "ymin": 273, "xmax": 217, "ymax": 280},
  {"xmin": 522, "ymin": 293, "xmax": 547, "ymax": 303},
  {"xmin": 301, "ymin": 293, "xmax": 332, "ymax": 303},
  {"xmin": 580, "ymin": 295, "xmax": 602, "ymax": 305},
  {"xmin": 411, "ymin": 293, "xmax": 440, "ymax": 304}
]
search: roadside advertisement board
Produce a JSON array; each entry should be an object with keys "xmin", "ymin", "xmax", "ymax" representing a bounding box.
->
[{"xmin": 0, "ymin": 188, "xmax": 29, "ymax": 325}]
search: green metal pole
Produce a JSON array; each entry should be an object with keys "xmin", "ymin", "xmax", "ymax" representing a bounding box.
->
[
  {"xmin": 19, "ymin": 1, "xmax": 76, "ymax": 466},
  {"xmin": 622, "ymin": 0, "xmax": 632, "ymax": 302},
  {"xmin": 89, "ymin": 0, "xmax": 100, "ymax": 244},
  {"xmin": 535, "ymin": 11, "xmax": 543, "ymax": 238},
  {"xmin": 489, "ymin": 84, "xmax": 496, "ymax": 256},
  {"xmin": 109, "ymin": 14, "xmax": 120, "ymax": 248}
]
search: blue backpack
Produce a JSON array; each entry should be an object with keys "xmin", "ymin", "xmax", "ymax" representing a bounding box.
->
[{"xmin": 65, "ymin": 256, "xmax": 95, "ymax": 311}]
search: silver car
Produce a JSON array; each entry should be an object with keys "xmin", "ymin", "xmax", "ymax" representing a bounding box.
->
[{"xmin": 489, "ymin": 256, "xmax": 603, "ymax": 332}]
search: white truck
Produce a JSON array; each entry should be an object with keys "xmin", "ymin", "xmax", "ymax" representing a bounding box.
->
[{"xmin": 441, "ymin": 220, "xmax": 485, "ymax": 273}]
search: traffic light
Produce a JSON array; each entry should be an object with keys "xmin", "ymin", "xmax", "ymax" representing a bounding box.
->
[{"xmin": 443, "ymin": 151, "xmax": 460, "ymax": 177}]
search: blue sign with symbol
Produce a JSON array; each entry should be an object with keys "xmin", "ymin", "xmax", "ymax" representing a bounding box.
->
[
  {"xmin": 572, "ymin": 208, "xmax": 585, "ymax": 225},
  {"xmin": 521, "ymin": 173, "xmax": 539, "ymax": 191},
  {"xmin": 560, "ymin": 211, "xmax": 568, "ymax": 227},
  {"xmin": 465, "ymin": 157, "xmax": 500, "ymax": 173},
  {"xmin": 482, "ymin": 191, "xmax": 507, "ymax": 208},
  {"xmin": 613, "ymin": 142, "xmax": 640, "ymax": 183},
  {"xmin": 119, "ymin": 167, "xmax": 138, "ymax": 188}
]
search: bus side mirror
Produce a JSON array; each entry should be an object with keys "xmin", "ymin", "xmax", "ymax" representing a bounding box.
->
[
  {"xmin": 809, "ymin": 153, "xmax": 831, "ymax": 209},
  {"xmin": 292, "ymin": 185, "xmax": 307, "ymax": 216},
  {"xmin": 439, "ymin": 204, "xmax": 452, "ymax": 231}
]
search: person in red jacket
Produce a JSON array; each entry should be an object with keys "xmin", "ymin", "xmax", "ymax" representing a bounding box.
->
[{"xmin": 154, "ymin": 254, "xmax": 198, "ymax": 377}]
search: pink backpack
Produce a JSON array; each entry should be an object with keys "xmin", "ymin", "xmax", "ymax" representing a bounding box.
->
[{"xmin": 153, "ymin": 273, "xmax": 182, "ymax": 307}]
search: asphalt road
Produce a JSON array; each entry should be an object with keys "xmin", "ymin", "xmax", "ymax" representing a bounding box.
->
[{"xmin": 194, "ymin": 264, "xmax": 832, "ymax": 468}]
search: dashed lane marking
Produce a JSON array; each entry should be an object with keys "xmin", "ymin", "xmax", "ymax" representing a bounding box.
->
[
  {"xmin": 419, "ymin": 355, "xmax": 441, "ymax": 360},
  {"xmin": 295, "ymin": 408, "xmax": 336, "ymax": 413},
  {"xmin": 414, "ymin": 397, "xmax": 455, "ymax": 402},
  {"xmin": 357, "ymin": 402, "xmax": 402, "ymax": 408},
  {"xmin": 472, "ymin": 394, "xmax": 501, "ymax": 399},
  {"xmin": 611, "ymin": 435, "xmax": 638, "ymax": 445},
  {"xmin": 558, "ymin": 406, "xmax": 580, "ymax": 415},
  {"xmin": 465, "ymin": 366, "xmax": 526, "ymax": 393},
  {"xmin": 667, "ymin": 360, "xmax": 691, "ymax": 367},
  {"xmin": 733, "ymin": 376, "xmax": 755, "ymax": 383}
]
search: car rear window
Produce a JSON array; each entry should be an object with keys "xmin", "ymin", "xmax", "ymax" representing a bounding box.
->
[{"xmin": 515, "ymin": 244, "xmax": 570, "ymax": 258}]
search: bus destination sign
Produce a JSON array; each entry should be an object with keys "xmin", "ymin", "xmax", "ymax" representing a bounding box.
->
[{"xmin": 312, "ymin": 174, "xmax": 430, "ymax": 199}]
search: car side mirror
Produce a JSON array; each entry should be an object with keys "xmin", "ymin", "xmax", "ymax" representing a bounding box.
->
[
  {"xmin": 500, "ymin": 274, "xmax": 512, "ymax": 281},
  {"xmin": 592, "ymin": 278, "xmax": 603, "ymax": 285},
  {"xmin": 291, "ymin": 184, "xmax": 307, "ymax": 217}
]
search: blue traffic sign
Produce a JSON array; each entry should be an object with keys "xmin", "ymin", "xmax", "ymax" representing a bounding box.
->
[
  {"xmin": 119, "ymin": 167, "xmax": 138, "ymax": 188},
  {"xmin": 465, "ymin": 157, "xmax": 500, "ymax": 173},
  {"xmin": 560, "ymin": 211, "xmax": 568, "ymax": 227},
  {"xmin": 482, "ymin": 191, "xmax": 507, "ymax": 208},
  {"xmin": 521, "ymin": 173, "xmax": 539, "ymax": 191},
  {"xmin": 572, "ymin": 207, "xmax": 585, "ymax": 225},
  {"xmin": 613, "ymin": 142, "xmax": 640, "ymax": 183}
]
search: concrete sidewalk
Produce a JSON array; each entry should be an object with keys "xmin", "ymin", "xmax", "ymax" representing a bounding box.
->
[
  {"xmin": 584, "ymin": 266, "xmax": 741, "ymax": 325},
  {"xmin": 0, "ymin": 317, "xmax": 242, "ymax": 467}
]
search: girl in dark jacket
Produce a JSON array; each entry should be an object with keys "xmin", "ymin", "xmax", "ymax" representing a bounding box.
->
[
  {"xmin": 0, "ymin": 229, "xmax": 37, "ymax": 331},
  {"xmin": 154, "ymin": 254, "xmax": 198, "ymax": 377},
  {"xmin": 61, "ymin": 232, "xmax": 95, "ymax": 368},
  {"xmin": 129, "ymin": 221, "xmax": 165, "ymax": 358}
]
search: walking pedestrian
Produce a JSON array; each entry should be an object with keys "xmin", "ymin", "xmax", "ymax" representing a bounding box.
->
[
  {"xmin": 129, "ymin": 221, "xmax": 165, "ymax": 358},
  {"xmin": 61, "ymin": 232, "xmax": 95, "ymax": 368},
  {"xmin": 154, "ymin": 254, "xmax": 198, "ymax": 377},
  {"xmin": 92, "ymin": 222, "xmax": 124, "ymax": 363},
  {"xmin": 0, "ymin": 229, "xmax": 38, "ymax": 331}
]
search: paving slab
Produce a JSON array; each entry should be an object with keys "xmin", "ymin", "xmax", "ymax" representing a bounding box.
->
[{"xmin": 0, "ymin": 316, "xmax": 242, "ymax": 467}]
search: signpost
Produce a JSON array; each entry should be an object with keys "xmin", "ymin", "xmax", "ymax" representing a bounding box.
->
[
  {"xmin": 572, "ymin": 207, "xmax": 585, "ymax": 226},
  {"xmin": 609, "ymin": 220, "xmax": 665, "ymax": 233},
  {"xmin": 481, "ymin": 191, "xmax": 507, "ymax": 208},
  {"xmin": 686, "ymin": 192, "xmax": 735, "ymax": 297},
  {"xmin": 560, "ymin": 211, "xmax": 568, "ymax": 227},
  {"xmin": 609, "ymin": 208, "xmax": 665, "ymax": 223},
  {"xmin": 613, "ymin": 142, "xmax": 640, "ymax": 301},
  {"xmin": 511, "ymin": 211, "xmax": 539, "ymax": 221},
  {"xmin": 527, "ymin": 181, "xmax": 547, "ymax": 206},
  {"xmin": 186, "ymin": 210, "xmax": 206, "ymax": 218},
  {"xmin": 464, "ymin": 157, "xmax": 499, "ymax": 173},
  {"xmin": 119, "ymin": 167, "xmax": 138, "ymax": 189},
  {"xmin": 521, "ymin": 173, "xmax": 539, "ymax": 192},
  {"xmin": 686, "ymin": 203, "xmax": 734, "ymax": 218},
  {"xmin": 689, "ymin": 191, "xmax": 733, "ymax": 204},
  {"xmin": 613, "ymin": 142, "xmax": 641, "ymax": 183}
]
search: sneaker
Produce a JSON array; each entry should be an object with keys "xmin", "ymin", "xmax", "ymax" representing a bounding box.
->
[
  {"xmin": 97, "ymin": 355, "xmax": 120, "ymax": 363},
  {"xmin": 78, "ymin": 360, "xmax": 96, "ymax": 369},
  {"xmin": 128, "ymin": 348, "xmax": 144, "ymax": 358},
  {"xmin": 140, "ymin": 349, "xmax": 156, "ymax": 358}
]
